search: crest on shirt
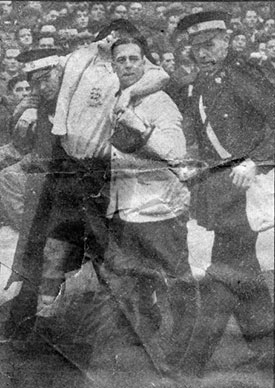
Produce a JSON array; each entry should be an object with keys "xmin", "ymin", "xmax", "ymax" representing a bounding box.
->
[{"xmin": 88, "ymin": 87, "xmax": 103, "ymax": 107}]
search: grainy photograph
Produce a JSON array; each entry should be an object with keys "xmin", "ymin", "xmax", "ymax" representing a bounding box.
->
[{"xmin": 0, "ymin": 1, "xmax": 274, "ymax": 387}]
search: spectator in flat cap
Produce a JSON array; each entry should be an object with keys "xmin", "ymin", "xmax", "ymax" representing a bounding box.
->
[{"xmin": 174, "ymin": 10, "xmax": 274, "ymax": 378}]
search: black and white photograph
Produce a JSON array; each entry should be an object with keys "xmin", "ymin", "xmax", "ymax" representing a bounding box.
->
[{"xmin": 0, "ymin": 1, "xmax": 274, "ymax": 387}]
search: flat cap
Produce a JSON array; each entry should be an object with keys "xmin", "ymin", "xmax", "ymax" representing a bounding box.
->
[{"xmin": 17, "ymin": 48, "xmax": 63, "ymax": 73}]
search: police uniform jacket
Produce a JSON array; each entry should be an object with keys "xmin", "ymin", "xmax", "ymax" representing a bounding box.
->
[{"xmin": 184, "ymin": 53, "xmax": 275, "ymax": 231}]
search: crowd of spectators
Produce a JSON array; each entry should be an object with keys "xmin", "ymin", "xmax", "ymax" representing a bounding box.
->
[
  {"xmin": 0, "ymin": 1, "xmax": 275, "ymax": 158},
  {"xmin": 0, "ymin": 5, "xmax": 273, "ymax": 381},
  {"xmin": 0, "ymin": 1, "xmax": 275, "ymax": 148}
]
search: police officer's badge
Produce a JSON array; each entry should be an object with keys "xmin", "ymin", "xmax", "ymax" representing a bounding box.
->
[{"xmin": 88, "ymin": 87, "xmax": 103, "ymax": 107}]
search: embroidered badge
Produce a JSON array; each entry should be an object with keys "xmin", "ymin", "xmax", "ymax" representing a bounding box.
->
[{"xmin": 88, "ymin": 87, "xmax": 103, "ymax": 107}]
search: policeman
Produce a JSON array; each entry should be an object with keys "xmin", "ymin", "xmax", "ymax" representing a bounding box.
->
[{"xmin": 175, "ymin": 11, "xmax": 274, "ymax": 377}]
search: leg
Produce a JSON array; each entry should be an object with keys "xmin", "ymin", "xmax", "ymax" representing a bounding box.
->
[
  {"xmin": 104, "ymin": 216, "xmax": 198, "ymax": 374},
  {"xmin": 230, "ymin": 228, "xmax": 274, "ymax": 364},
  {"xmin": 180, "ymin": 231, "xmax": 239, "ymax": 376},
  {"xmin": 180, "ymin": 275, "xmax": 236, "ymax": 376},
  {"xmin": 38, "ymin": 238, "xmax": 83, "ymax": 309}
]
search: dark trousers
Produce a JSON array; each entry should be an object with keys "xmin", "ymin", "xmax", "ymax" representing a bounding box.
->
[
  {"xmin": 5, "ymin": 157, "xmax": 110, "ymax": 338},
  {"xmin": 38, "ymin": 155, "xmax": 111, "ymax": 296},
  {"xmin": 181, "ymin": 224, "xmax": 274, "ymax": 376},
  {"xmin": 101, "ymin": 214, "xmax": 198, "ymax": 374}
]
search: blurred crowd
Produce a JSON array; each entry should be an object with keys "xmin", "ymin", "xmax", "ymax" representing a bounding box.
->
[
  {"xmin": 0, "ymin": 4, "xmax": 273, "ymax": 382},
  {"xmin": 0, "ymin": 1, "xmax": 275, "ymax": 148}
]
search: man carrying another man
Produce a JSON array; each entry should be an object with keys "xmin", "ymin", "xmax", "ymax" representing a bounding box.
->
[{"xmin": 94, "ymin": 36, "xmax": 197, "ymax": 377}]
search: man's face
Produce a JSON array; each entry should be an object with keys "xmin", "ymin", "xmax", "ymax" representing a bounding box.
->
[
  {"xmin": 4, "ymin": 49, "xmax": 20, "ymax": 73},
  {"xmin": 45, "ymin": 10, "xmax": 59, "ymax": 23},
  {"xmin": 113, "ymin": 5, "xmax": 128, "ymax": 20},
  {"xmin": 264, "ymin": 19, "xmax": 275, "ymax": 34},
  {"xmin": 129, "ymin": 3, "xmax": 143, "ymax": 20},
  {"xmin": 244, "ymin": 10, "xmax": 258, "ymax": 29},
  {"xmin": 258, "ymin": 5, "xmax": 271, "ymax": 20},
  {"xmin": 191, "ymin": 31, "xmax": 229, "ymax": 73},
  {"xmin": 161, "ymin": 52, "xmax": 175, "ymax": 75},
  {"xmin": 1, "ymin": 1, "xmax": 12, "ymax": 16},
  {"xmin": 75, "ymin": 10, "xmax": 89, "ymax": 29},
  {"xmin": 231, "ymin": 34, "xmax": 247, "ymax": 52},
  {"xmin": 156, "ymin": 6, "xmax": 167, "ymax": 21},
  {"xmin": 18, "ymin": 28, "xmax": 33, "ymax": 47},
  {"xmin": 31, "ymin": 67, "xmax": 61, "ymax": 101},
  {"xmin": 12, "ymin": 80, "xmax": 31, "ymax": 102},
  {"xmin": 266, "ymin": 39, "xmax": 275, "ymax": 60},
  {"xmin": 90, "ymin": 4, "xmax": 105, "ymax": 22},
  {"xmin": 113, "ymin": 43, "xmax": 145, "ymax": 89},
  {"xmin": 39, "ymin": 37, "xmax": 55, "ymax": 49}
]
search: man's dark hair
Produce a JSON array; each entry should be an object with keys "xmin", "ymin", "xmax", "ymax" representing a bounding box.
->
[
  {"xmin": 75, "ymin": 5, "xmax": 89, "ymax": 15},
  {"xmin": 95, "ymin": 19, "xmax": 139, "ymax": 42},
  {"xmin": 90, "ymin": 3, "xmax": 105, "ymax": 11},
  {"xmin": 8, "ymin": 73, "xmax": 29, "ymax": 91},
  {"xmin": 96, "ymin": 19, "xmax": 156, "ymax": 63},
  {"xmin": 111, "ymin": 36, "xmax": 145, "ymax": 59}
]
